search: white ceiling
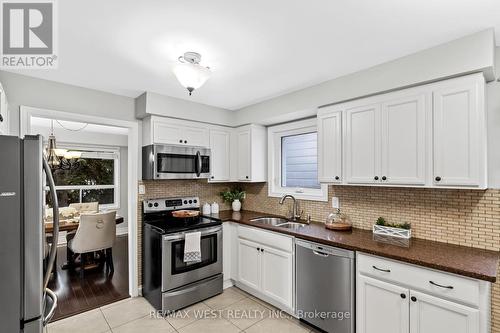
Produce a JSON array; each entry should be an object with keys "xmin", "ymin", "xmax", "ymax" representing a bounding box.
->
[{"xmin": 9, "ymin": 0, "xmax": 500, "ymax": 110}]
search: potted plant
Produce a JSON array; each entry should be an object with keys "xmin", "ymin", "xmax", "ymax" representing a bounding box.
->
[
  {"xmin": 373, "ymin": 217, "xmax": 412, "ymax": 239},
  {"xmin": 219, "ymin": 188, "xmax": 245, "ymax": 212}
]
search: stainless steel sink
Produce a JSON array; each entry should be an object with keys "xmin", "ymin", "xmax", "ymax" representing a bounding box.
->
[
  {"xmin": 276, "ymin": 222, "xmax": 307, "ymax": 230},
  {"xmin": 250, "ymin": 217, "xmax": 289, "ymax": 226},
  {"xmin": 250, "ymin": 217, "xmax": 306, "ymax": 229}
]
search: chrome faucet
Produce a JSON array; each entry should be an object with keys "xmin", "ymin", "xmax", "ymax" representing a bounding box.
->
[{"xmin": 279, "ymin": 194, "xmax": 302, "ymax": 222}]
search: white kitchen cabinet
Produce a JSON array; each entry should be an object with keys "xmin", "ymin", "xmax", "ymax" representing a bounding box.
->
[
  {"xmin": 357, "ymin": 275, "xmax": 409, "ymax": 333},
  {"xmin": 235, "ymin": 225, "xmax": 294, "ymax": 313},
  {"xmin": 319, "ymin": 73, "xmax": 487, "ymax": 189},
  {"xmin": 209, "ymin": 128, "xmax": 231, "ymax": 182},
  {"xmin": 317, "ymin": 108, "xmax": 342, "ymax": 183},
  {"xmin": 235, "ymin": 125, "xmax": 267, "ymax": 182},
  {"xmin": 142, "ymin": 116, "xmax": 210, "ymax": 147},
  {"xmin": 237, "ymin": 238, "xmax": 261, "ymax": 290},
  {"xmin": 344, "ymin": 103, "xmax": 380, "ymax": 184},
  {"xmin": 357, "ymin": 253, "xmax": 490, "ymax": 333},
  {"xmin": 260, "ymin": 244, "xmax": 293, "ymax": 308},
  {"xmin": 380, "ymin": 93, "xmax": 426, "ymax": 185},
  {"xmin": 432, "ymin": 75, "xmax": 485, "ymax": 187},
  {"xmin": 409, "ymin": 290, "xmax": 479, "ymax": 333}
]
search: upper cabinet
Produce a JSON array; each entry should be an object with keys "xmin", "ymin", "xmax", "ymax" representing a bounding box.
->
[
  {"xmin": 318, "ymin": 73, "xmax": 487, "ymax": 189},
  {"xmin": 317, "ymin": 109, "xmax": 342, "ymax": 183},
  {"xmin": 432, "ymin": 76, "xmax": 485, "ymax": 187},
  {"xmin": 209, "ymin": 128, "xmax": 231, "ymax": 182},
  {"xmin": 235, "ymin": 125, "xmax": 267, "ymax": 182},
  {"xmin": 143, "ymin": 116, "xmax": 267, "ymax": 183},
  {"xmin": 144, "ymin": 116, "xmax": 210, "ymax": 147},
  {"xmin": 0, "ymin": 83, "xmax": 8, "ymax": 135},
  {"xmin": 344, "ymin": 103, "xmax": 381, "ymax": 184}
]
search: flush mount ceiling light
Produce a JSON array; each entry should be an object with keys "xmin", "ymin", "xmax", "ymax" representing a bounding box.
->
[{"xmin": 173, "ymin": 52, "xmax": 211, "ymax": 96}]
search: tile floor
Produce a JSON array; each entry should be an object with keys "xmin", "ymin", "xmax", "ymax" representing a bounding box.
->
[{"xmin": 47, "ymin": 286, "xmax": 317, "ymax": 333}]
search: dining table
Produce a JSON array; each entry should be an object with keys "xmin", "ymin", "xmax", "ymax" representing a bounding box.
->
[{"xmin": 44, "ymin": 215, "xmax": 124, "ymax": 233}]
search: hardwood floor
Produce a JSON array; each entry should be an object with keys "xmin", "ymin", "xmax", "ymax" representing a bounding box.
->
[{"xmin": 48, "ymin": 234, "xmax": 130, "ymax": 322}]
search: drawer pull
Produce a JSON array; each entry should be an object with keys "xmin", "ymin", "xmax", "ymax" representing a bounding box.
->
[
  {"xmin": 372, "ymin": 265, "xmax": 391, "ymax": 273},
  {"xmin": 429, "ymin": 280, "xmax": 454, "ymax": 289}
]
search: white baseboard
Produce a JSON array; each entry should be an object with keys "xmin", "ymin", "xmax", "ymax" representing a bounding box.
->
[{"xmin": 223, "ymin": 279, "xmax": 234, "ymax": 289}]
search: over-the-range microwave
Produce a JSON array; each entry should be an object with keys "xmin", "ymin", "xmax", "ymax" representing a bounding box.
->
[{"xmin": 142, "ymin": 144, "xmax": 211, "ymax": 180}]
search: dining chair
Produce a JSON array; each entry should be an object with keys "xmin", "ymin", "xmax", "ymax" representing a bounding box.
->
[{"xmin": 67, "ymin": 211, "xmax": 116, "ymax": 278}]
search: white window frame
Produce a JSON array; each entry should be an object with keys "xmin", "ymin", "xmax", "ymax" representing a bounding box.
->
[
  {"xmin": 268, "ymin": 118, "xmax": 328, "ymax": 202},
  {"xmin": 52, "ymin": 144, "xmax": 121, "ymax": 209}
]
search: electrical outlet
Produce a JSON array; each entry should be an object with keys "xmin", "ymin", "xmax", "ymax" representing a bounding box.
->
[
  {"xmin": 332, "ymin": 197, "xmax": 340, "ymax": 209},
  {"xmin": 138, "ymin": 184, "xmax": 145, "ymax": 195}
]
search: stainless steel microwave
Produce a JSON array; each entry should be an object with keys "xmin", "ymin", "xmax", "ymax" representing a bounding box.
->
[{"xmin": 142, "ymin": 144, "xmax": 211, "ymax": 180}]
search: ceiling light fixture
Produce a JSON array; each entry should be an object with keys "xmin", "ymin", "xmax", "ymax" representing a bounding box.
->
[{"xmin": 173, "ymin": 52, "xmax": 211, "ymax": 96}]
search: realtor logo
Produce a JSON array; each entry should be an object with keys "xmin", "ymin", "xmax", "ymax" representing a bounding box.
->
[{"xmin": 1, "ymin": 0, "xmax": 57, "ymax": 68}]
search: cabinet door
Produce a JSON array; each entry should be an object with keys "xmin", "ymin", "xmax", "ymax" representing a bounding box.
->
[
  {"xmin": 153, "ymin": 121, "xmax": 183, "ymax": 145},
  {"xmin": 237, "ymin": 238, "xmax": 261, "ymax": 290},
  {"xmin": 183, "ymin": 125, "xmax": 209, "ymax": 147},
  {"xmin": 260, "ymin": 245, "xmax": 293, "ymax": 310},
  {"xmin": 432, "ymin": 83, "xmax": 481, "ymax": 186},
  {"xmin": 237, "ymin": 130, "xmax": 251, "ymax": 181},
  {"xmin": 409, "ymin": 290, "xmax": 479, "ymax": 333},
  {"xmin": 357, "ymin": 275, "xmax": 409, "ymax": 333},
  {"xmin": 381, "ymin": 94, "xmax": 426, "ymax": 185},
  {"xmin": 318, "ymin": 110, "xmax": 342, "ymax": 183},
  {"xmin": 209, "ymin": 129, "xmax": 231, "ymax": 181},
  {"xmin": 345, "ymin": 103, "xmax": 381, "ymax": 184}
]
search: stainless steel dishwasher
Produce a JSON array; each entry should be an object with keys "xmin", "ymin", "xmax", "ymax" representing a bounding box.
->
[{"xmin": 296, "ymin": 239, "xmax": 355, "ymax": 333}]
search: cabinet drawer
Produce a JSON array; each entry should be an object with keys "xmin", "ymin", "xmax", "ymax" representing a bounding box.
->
[
  {"xmin": 237, "ymin": 225, "xmax": 293, "ymax": 253},
  {"xmin": 357, "ymin": 253, "xmax": 481, "ymax": 307}
]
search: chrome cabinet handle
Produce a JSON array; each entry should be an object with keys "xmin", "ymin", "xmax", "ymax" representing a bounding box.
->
[
  {"xmin": 43, "ymin": 288, "xmax": 58, "ymax": 326},
  {"xmin": 372, "ymin": 265, "xmax": 391, "ymax": 273},
  {"xmin": 429, "ymin": 280, "xmax": 454, "ymax": 289}
]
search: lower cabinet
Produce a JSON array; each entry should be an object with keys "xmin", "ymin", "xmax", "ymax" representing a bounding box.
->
[
  {"xmin": 357, "ymin": 275, "xmax": 409, "ymax": 333},
  {"xmin": 409, "ymin": 290, "xmax": 479, "ymax": 333},
  {"xmin": 235, "ymin": 225, "xmax": 294, "ymax": 313},
  {"xmin": 356, "ymin": 253, "xmax": 488, "ymax": 333}
]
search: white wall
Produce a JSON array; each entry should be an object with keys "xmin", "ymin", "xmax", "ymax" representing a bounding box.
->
[
  {"xmin": 233, "ymin": 29, "xmax": 497, "ymax": 126},
  {"xmin": 0, "ymin": 71, "xmax": 136, "ymax": 136},
  {"xmin": 136, "ymin": 91, "xmax": 234, "ymax": 126}
]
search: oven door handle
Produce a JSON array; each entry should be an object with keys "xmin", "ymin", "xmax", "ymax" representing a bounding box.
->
[{"xmin": 163, "ymin": 226, "xmax": 222, "ymax": 241}]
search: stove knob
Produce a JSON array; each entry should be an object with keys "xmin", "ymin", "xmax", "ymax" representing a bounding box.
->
[
  {"xmin": 193, "ymin": 199, "xmax": 197, "ymax": 204},
  {"xmin": 154, "ymin": 202, "xmax": 159, "ymax": 207},
  {"xmin": 184, "ymin": 200, "xmax": 188, "ymax": 204},
  {"xmin": 188, "ymin": 200, "xmax": 193, "ymax": 204},
  {"xmin": 148, "ymin": 203, "xmax": 153, "ymax": 208}
]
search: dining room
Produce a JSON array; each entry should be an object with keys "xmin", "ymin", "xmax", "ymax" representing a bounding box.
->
[{"xmin": 30, "ymin": 115, "xmax": 132, "ymax": 320}]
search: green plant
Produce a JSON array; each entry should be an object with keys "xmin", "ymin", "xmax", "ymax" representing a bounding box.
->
[
  {"xmin": 219, "ymin": 188, "xmax": 245, "ymax": 203},
  {"xmin": 376, "ymin": 217, "xmax": 411, "ymax": 230}
]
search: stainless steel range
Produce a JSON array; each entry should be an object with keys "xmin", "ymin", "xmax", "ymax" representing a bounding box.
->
[{"xmin": 142, "ymin": 196, "xmax": 222, "ymax": 313}]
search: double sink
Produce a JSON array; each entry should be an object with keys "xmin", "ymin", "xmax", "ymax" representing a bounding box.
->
[{"xmin": 249, "ymin": 217, "xmax": 307, "ymax": 230}]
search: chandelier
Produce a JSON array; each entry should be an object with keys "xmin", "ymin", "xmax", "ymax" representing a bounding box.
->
[{"xmin": 45, "ymin": 120, "xmax": 83, "ymax": 170}]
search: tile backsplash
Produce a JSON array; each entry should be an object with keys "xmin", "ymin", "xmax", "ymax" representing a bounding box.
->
[{"xmin": 137, "ymin": 180, "xmax": 500, "ymax": 332}]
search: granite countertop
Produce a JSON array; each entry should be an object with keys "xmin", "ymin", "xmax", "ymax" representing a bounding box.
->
[{"xmin": 208, "ymin": 210, "xmax": 499, "ymax": 282}]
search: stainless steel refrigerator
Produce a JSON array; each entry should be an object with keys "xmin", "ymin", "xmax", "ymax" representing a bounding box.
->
[{"xmin": 0, "ymin": 134, "xmax": 60, "ymax": 332}]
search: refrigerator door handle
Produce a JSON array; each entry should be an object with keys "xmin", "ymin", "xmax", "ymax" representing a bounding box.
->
[
  {"xmin": 42, "ymin": 158, "xmax": 59, "ymax": 290},
  {"xmin": 43, "ymin": 288, "xmax": 57, "ymax": 326}
]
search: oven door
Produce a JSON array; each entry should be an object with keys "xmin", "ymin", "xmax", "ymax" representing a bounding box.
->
[
  {"xmin": 154, "ymin": 145, "xmax": 210, "ymax": 179},
  {"xmin": 162, "ymin": 226, "xmax": 222, "ymax": 292}
]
